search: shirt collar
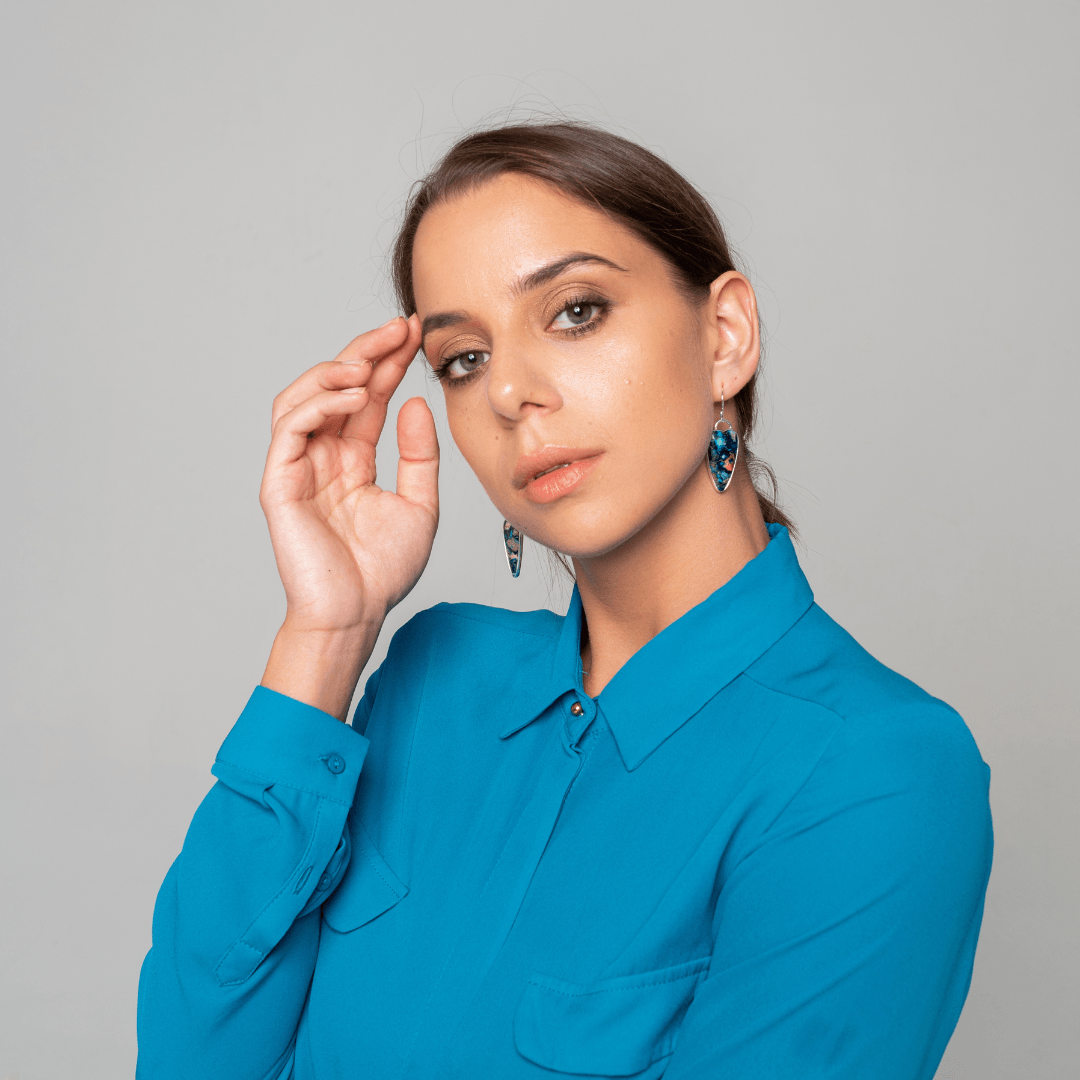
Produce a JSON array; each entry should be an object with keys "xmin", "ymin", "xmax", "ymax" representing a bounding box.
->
[{"xmin": 500, "ymin": 524, "xmax": 814, "ymax": 770}]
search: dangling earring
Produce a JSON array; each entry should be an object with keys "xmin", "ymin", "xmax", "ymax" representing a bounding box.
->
[
  {"xmin": 707, "ymin": 392, "xmax": 740, "ymax": 493},
  {"xmin": 503, "ymin": 520, "xmax": 524, "ymax": 578}
]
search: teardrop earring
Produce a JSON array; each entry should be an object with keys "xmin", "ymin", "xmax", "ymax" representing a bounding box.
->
[
  {"xmin": 503, "ymin": 520, "xmax": 524, "ymax": 578},
  {"xmin": 707, "ymin": 392, "xmax": 740, "ymax": 493}
]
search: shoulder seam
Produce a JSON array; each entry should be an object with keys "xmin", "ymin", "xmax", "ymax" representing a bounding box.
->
[
  {"xmin": 740, "ymin": 671, "xmax": 850, "ymax": 723},
  {"xmin": 423, "ymin": 604, "xmax": 562, "ymax": 641},
  {"xmin": 742, "ymin": 670, "xmax": 959, "ymax": 726}
]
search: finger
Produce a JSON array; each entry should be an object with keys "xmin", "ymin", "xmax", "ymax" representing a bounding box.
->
[
  {"xmin": 395, "ymin": 396, "xmax": 440, "ymax": 520},
  {"xmin": 271, "ymin": 360, "xmax": 376, "ymax": 432},
  {"xmin": 329, "ymin": 315, "xmax": 412, "ymax": 364},
  {"xmin": 271, "ymin": 317, "xmax": 412, "ymax": 430},
  {"xmin": 339, "ymin": 315, "xmax": 423, "ymax": 445},
  {"xmin": 267, "ymin": 387, "xmax": 371, "ymax": 467}
]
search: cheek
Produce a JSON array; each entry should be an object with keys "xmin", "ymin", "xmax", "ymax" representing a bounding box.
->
[
  {"xmin": 445, "ymin": 395, "xmax": 478, "ymax": 461},
  {"xmin": 574, "ymin": 321, "xmax": 712, "ymax": 457},
  {"xmin": 445, "ymin": 394, "xmax": 504, "ymax": 493}
]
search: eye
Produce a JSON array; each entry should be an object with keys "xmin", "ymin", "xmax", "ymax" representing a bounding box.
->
[
  {"xmin": 550, "ymin": 300, "xmax": 602, "ymax": 330},
  {"xmin": 443, "ymin": 349, "xmax": 490, "ymax": 380}
]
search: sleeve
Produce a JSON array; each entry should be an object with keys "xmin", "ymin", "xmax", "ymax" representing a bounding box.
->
[
  {"xmin": 136, "ymin": 683, "xmax": 375, "ymax": 1080},
  {"xmin": 663, "ymin": 704, "xmax": 993, "ymax": 1080}
]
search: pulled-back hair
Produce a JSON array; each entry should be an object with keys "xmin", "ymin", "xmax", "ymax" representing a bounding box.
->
[{"xmin": 391, "ymin": 121, "xmax": 793, "ymax": 534}]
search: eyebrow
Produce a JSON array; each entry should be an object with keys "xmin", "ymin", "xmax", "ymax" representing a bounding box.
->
[
  {"xmin": 419, "ymin": 310, "xmax": 470, "ymax": 341},
  {"xmin": 419, "ymin": 252, "xmax": 626, "ymax": 345},
  {"xmin": 513, "ymin": 252, "xmax": 626, "ymax": 296}
]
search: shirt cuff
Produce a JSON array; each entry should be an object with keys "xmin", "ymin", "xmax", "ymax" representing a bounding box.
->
[{"xmin": 212, "ymin": 685, "xmax": 369, "ymax": 806}]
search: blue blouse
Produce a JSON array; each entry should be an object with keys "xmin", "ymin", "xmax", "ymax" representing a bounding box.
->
[{"xmin": 137, "ymin": 526, "xmax": 992, "ymax": 1079}]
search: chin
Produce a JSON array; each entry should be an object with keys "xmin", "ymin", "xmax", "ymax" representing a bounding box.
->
[{"xmin": 522, "ymin": 498, "xmax": 657, "ymax": 562}]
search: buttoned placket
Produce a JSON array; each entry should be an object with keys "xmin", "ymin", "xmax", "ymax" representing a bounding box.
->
[
  {"xmin": 564, "ymin": 691, "xmax": 596, "ymax": 748},
  {"xmin": 399, "ymin": 691, "xmax": 600, "ymax": 1078}
]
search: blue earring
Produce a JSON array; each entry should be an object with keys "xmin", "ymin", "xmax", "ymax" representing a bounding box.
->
[
  {"xmin": 707, "ymin": 393, "xmax": 739, "ymax": 493},
  {"xmin": 503, "ymin": 520, "xmax": 524, "ymax": 578}
]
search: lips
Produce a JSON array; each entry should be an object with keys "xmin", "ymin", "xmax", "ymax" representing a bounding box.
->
[
  {"xmin": 535, "ymin": 462, "xmax": 564, "ymax": 478},
  {"xmin": 514, "ymin": 447, "xmax": 604, "ymax": 505}
]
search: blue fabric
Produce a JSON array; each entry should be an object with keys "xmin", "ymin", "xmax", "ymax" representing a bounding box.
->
[{"xmin": 137, "ymin": 526, "xmax": 992, "ymax": 1079}]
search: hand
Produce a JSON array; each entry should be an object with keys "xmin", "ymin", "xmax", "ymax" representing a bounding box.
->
[{"xmin": 258, "ymin": 316, "xmax": 437, "ymax": 716}]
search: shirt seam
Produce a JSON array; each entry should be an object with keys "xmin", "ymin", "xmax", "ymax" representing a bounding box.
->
[
  {"xmin": 724, "ymin": 675, "xmax": 964, "ymax": 866},
  {"xmin": 395, "ymin": 723, "xmax": 579, "ymax": 1070},
  {"xmin": 429, "ymin": 605, "xmax": 562, "ymax": 641},
  {"xmin": 214, "ymin": 800, "xmax": 325, "ymax": 986},
  {"xmin": 739, "ymin": 671, "xmax": 850, "ymax": 724},
  {"xmin": 357, "ymin": 822, "xmax": 408, "ymax": 900},
  {"xmin": 741, "ymin": 670, "xmax": 954, "ymax": 726},
  {"xmin": 528, "ymin": 961, "xmax": 709, "ymax": 997},
  {"xmin": 723, "ymin": 675, "xmax": 851, "ymax": 852},
  {"xmin": 213, "ymin": 757, "xmax": 353, "ymax": 808},
  {"xmin": 606, "ymin": 599, "xmax": 816, "ymax": 769}
]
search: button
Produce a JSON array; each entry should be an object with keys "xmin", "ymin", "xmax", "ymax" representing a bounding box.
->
[
  {"xmin": 324, "ymin": 753, "xmax": 346, "ymax": 774},
  {"xmin": 570, "ymin": 702, "xmax": 585, "ymax": 716},
  {"xmin": 317, "ymin": 872, "xmax": 332, "ymax": 890}
]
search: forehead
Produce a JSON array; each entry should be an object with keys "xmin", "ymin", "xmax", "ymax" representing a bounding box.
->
[{"xmin": 411, "ymin": 173, "xmax": 651, "ymax": 310}]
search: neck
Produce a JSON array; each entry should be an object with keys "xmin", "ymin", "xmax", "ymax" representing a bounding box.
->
[{"xmin": 573, "ymin": 461, "xmax": 770, "ymax": 697}]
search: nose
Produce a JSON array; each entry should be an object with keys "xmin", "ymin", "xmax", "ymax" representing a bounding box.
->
[{"xmin": 485, "ymin": 344, "xmax": 563, "ymax": 424}]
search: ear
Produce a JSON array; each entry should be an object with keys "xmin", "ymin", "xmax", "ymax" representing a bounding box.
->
[{"xmin": 704, "ymin": 271, "xmax": 760, "ymax": 425}]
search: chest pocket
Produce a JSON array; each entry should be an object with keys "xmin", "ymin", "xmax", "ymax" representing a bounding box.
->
[
  {"xmin": 321, "ymin": 818, "xmax": 408, "ymax": 933},
  {"xmin": 513, "ymin": 957, "xmax": 710, "ymax": 1078}
]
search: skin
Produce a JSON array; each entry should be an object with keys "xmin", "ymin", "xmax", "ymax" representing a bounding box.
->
[{"xmin": 261, "ymin": 173, "xmax": 769, "ymax": 718}]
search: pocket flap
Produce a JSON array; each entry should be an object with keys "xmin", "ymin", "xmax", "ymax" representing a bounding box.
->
[
  {"xmin": 514, "ymin": 957, "xmax": 710, "ymax": 1077},
  {"xmin": 321, "ymin": 818, "xmax": 408, "ymax": 933}
]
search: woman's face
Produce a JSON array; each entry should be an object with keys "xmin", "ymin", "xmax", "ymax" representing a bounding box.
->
[{"xmin": 411, "ymin": 173, "xmax": 741, "ymax": 560}]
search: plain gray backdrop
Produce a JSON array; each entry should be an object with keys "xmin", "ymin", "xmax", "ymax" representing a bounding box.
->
[{"xmin": 2, "ymin": 1, "xmax": 1077, "ymax": 1077}]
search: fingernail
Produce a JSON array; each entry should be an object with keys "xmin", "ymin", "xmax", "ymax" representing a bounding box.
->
[{"xmin": 342, "ymin": 386, "xmax": 367, "ymax": 394}]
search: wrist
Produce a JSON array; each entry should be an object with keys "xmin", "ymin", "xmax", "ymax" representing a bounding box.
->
[
  {"xmin": 261, "ymin": 617, "xmax": 384, "ymax": 722},
  {"xmin": 277, "ymin": 614, "xmax": 384, "ymax": 648}
]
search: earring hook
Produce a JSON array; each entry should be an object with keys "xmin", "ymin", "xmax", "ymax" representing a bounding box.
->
[{"xmin": 714, "ymin": 390, "xmax": 730, "ymax": 433}]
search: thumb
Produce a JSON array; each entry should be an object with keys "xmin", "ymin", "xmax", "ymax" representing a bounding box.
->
[{"xmin": 395, "ymin": 397, "xmax": 440, "ymax": 521}]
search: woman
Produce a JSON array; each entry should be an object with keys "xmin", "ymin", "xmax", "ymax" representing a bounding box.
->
[{"xmin": 137, "ymin": 122, "xmax": 992, "ymax": 1079}]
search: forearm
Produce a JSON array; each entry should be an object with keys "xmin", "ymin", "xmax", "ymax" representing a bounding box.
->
[
  {"xmin": 261, "ymin": 617, "xmax": 383, "ymax": 721},
  {"xmin": 137, "ymin": 689, "xmax": 368, "ymax": 1078}
]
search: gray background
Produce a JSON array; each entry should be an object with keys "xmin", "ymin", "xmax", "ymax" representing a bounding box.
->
[{"xmin": 1, "ymin": 1, "xmax": 1076, "ymax": 1077}]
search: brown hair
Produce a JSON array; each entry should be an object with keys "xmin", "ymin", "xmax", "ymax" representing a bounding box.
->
[{"xmin": 390, "ymin": 121, "xmax": 794, "ymax": 535}]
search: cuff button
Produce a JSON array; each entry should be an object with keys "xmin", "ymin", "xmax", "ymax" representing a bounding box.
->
[{"xmin": 323, "ymin": 753, "xmax": 346, "ymax": 775}]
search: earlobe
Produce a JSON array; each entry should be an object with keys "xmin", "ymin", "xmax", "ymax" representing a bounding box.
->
[{"xmin": 707, "ymin": 271, "xmax": 760, "ymax": 405}]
